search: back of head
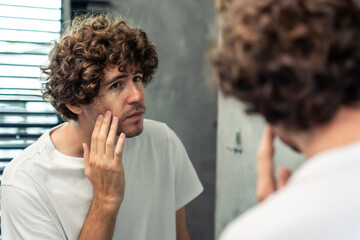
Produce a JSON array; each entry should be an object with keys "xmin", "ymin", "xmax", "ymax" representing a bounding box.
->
[
  {"xmin": 212, "ymin": 0, "xmax": 360, "ymax": 131},
  {"xmin": 41, "ymin": 12, "xmax": 158, "ymax": 121}
]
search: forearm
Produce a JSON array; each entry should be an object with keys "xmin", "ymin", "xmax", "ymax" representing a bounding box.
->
[{"xmin": 78, "ymin": 197, "xmax": 121, "ymax": 240}]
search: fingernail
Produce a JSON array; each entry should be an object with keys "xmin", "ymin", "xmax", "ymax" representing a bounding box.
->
[
  {"xmin": 98, "ymin": 114, "xmax": 103, "ymax": 120},
  {"xmin": 105, "ymin": 111, "xmax": 111, "ymax": 117},
  {"xmin": 113, "ymin": 116, "xmax": 118, "ymax": 123},
  {"xmin": 120, "ymin": 133, "xmax": 125, "ymax": 138}
]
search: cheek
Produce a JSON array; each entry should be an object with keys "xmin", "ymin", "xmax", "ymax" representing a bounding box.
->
[
  {"xmin": 140, "ymin": 85, "xmax": 145, "ymax": 96},
  {"xmin": 96, "ymin": 94, "xmax": 117, "ymax": 109},
  {"xmin": 84, "ymin": 103, "xmax": 104, "ymax": 125},
  {"xmin": 96, "ymin": 94, "xmax": 127, "ymax": 117},
  {"xmin": 106, "ymin": 90, "xmax": 119, "ymax": 99},
  {"xmin": 92, "ymin": 99, "xmax": 107, "ymax": 113}
]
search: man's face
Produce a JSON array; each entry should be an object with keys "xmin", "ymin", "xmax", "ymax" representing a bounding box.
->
[{"xmin": 83, "ymin": 65, "xmax": 146, "ymax": 138}]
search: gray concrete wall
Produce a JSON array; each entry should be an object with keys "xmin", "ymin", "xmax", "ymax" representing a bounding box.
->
[
  {"xmin": 215, "ymin": 93, "xmax": 305, "ymax": 239},
  {"xmin": 110, "ymin": 1, "xmax": 217, "ymax": 239}
]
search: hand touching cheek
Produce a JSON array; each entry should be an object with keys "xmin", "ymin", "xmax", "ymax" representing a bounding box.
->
[{"xmin": 82, "ymin": 111, "xmax": 126, "ymax": 206}]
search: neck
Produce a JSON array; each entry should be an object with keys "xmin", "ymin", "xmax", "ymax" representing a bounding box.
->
[
  {"xmin": 295, "ymin": 106, "xmax": 360, "ymax": 158},
  {"xmin": 50, "ymin": 119, "xmax": 93, "ymax": 158}
]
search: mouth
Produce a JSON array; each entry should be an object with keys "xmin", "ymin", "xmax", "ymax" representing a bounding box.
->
[{"xmin": 125, "ymin": 111, "xmax": 145, "ymax": 120}]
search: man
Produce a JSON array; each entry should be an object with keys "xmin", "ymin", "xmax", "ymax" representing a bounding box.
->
[
  {"xmin": 1, "ymin": 13, "xmax": 203, "ymax": 240},
  {"xmin": 212, "ymin": 0, "xmax": 360, "ymax": 239}
]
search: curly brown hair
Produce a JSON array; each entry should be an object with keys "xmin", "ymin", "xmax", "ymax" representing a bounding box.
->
[
  {"xmin": 211, "ymin": 0, "xmax": 360, "ymax": 130},
  {"xmin": 41, "ymin": 13, "xmax": 158, "ymax": 121}
]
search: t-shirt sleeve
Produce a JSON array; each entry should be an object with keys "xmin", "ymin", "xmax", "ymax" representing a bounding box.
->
[
  {"xmin": 1, "ymin": 185, "xmax": 64, "ymax": 239},
  {"xmin": 167, "ymin": 128, "xmax": 204, "ymax": 210}
]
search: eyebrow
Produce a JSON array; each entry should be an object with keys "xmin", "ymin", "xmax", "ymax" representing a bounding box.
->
[{"xmin": 104, "ymin": 74, "xmax": 128, "ymax": 86}]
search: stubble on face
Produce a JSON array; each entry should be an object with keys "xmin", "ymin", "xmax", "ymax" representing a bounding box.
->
[
  {"xmin": 86, "ymin": 100, "xmax": 146, "ymax": 138},
  {"xmin": 117, "ymin": 102, "xmax": 146, "ymax": 137},
  {"xmin": 87, "ymin": 93, "xmax": 147, "ymax": 139},
  {"xmin": 85, "ymin": 65, "xmax": 147, "ymax": 138}
]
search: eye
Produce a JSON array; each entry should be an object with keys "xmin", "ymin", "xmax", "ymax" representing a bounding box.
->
[
  {"xmin": 110, "ymin": 82, "xmax": 122, "ymax": 90},
  {"xmin": 133, "ymin": 76, "xmax": 143, "ymax": 82}
]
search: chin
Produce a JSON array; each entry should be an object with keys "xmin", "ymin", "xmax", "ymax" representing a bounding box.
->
[
  {"xmin": 125, "ymin": 127, "xmax": 144, "ymax": 138},
  {"xmin": 118, "ymin": 122, "xmax": 144, "ymax": 138}
]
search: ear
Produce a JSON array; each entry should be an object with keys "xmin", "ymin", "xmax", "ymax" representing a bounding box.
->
[{"xmin": 66, "ymin": 103, "xmax": 83, "ymax": 115}]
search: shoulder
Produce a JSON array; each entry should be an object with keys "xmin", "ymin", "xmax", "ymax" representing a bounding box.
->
[
  {"xmin": 2, "ymin": 144, "xmax": 38, "ymax": 186},
  {"xmin": 2, "ymin": 131, "xmax": 52, "ymax": 187},
  {"xmin": 219, "ymin": 191, "xmax": 299, "ymax": 240},
  {"xmin": 221, "ymin": 180, "xmax": 326, "ymax": 239},
  {"xmin": 220, "ymin": 175, "xmax": 360, "ymax": 240}
]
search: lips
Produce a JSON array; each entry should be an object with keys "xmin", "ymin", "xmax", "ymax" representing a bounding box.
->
[{"xmin": 125, "ymin": 111, "xmax": 145, "ymax": 119}]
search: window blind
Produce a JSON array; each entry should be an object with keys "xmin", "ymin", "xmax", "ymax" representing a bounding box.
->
[{"xmin": 0, "ymin": 0, "xmax": 62, "ymax": 181}]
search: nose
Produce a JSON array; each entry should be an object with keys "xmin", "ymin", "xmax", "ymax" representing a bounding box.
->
[{"xmin": 126, "ymin": 81, "xmax": 144, "ymax": 104}]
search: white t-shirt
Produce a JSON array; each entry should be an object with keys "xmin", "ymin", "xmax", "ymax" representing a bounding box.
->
[
  {"xmin": 1, "ymin": 119, "xmax": 203, "ymax": 240},
  {"xmin": 220, "ymin": 141, "xmax": 360, "ymax": 240}
]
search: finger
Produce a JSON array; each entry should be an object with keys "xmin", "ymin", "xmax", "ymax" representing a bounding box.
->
[
  {"xmin": 106, "ymin": 116, "xmax": 118, "ymax": 161},
  {"xmin": 114, "ymin": 133, "xmax": 126, "ymax": 165},
  {"xmin": 97, "ymin": 111, "xmax": 112, "ymax": 155},
  {"xmin": 256, "ymin": 125, "xmax": 276, "ymax": 202},
  {"xmin": 276, "ymin": 167, "xmax": 292, "ymax": 190},
  {"xmin": 257, "ymin": 125, "xmax": 275, "ymax": 162},
  {"xmin": 90, "ymin": 114, "xmax": 104, "ymax": 156},
  {"xmin": 83, "ymin": 143, "xmax": 91, "ymax": 177},
  {"xmin": 257, "ymin": 126, "xmax": 275, "ymax": 179}
]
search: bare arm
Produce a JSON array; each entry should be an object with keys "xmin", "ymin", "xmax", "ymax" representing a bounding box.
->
[
  {"xmin": 78, "ymin": 197, "xmax": 120, "ymax": 240},
  {"xmin": 176, "ymin": 207, "xmax": 191, "ymax": 240},
  {"xmin": 78, "ymin": 111, "xmax": 126, "ymax": 240}
]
